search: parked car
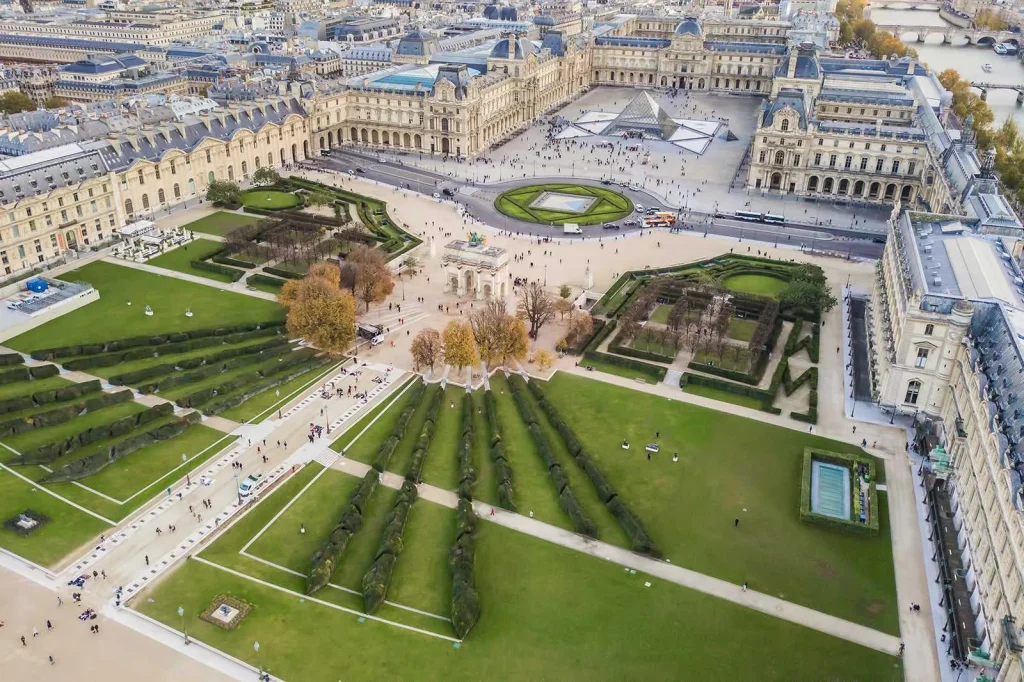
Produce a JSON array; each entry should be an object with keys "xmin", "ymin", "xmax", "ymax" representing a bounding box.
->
[
  {"xmin": 602, "ymin": 222, "xmax": 621, "ymax": 230},
  {"xmin": 432, "ymin": 192, "xmax": 441, "ymax": 199},
  {"xmin": 355, "ymin": 167, "xmax": 365, "ymax": 173}
]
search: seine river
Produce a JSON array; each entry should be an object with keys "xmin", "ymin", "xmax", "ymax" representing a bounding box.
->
[{"xmin": 869, "ymin": 7, "xmax": 1024, "ymax": 126}]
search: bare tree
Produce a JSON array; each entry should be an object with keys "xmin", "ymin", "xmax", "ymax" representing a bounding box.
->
[{"xmin": 517, "ymin": 281, "xmax": 555, "ymax": 339}]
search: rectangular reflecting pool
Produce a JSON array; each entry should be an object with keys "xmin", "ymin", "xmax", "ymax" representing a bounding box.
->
[{"xmin": 811, "ymin": 460, "xmax": 851, "ymax": 520}]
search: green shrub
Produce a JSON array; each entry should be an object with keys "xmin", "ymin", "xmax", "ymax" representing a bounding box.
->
[
  {"xmin": 0, "ymin": 366, "xmax": 30, "ymax": 384},
  {"xmin": 262, "ymin": 266, "xmax": 303, "ymax": 280},
  {"xmin": 0, "ymin": 352, "xmax": 23, "ymax": 366},
  {"xmin": 307, "ymin": 470, "xmax": 379, "ymax": 595},
  {"xmin": 527, "ymin": 379, "xmax": 659, "ymax": 554},
  {"xmin": 42, "ymin": 412, "xmax": 201, "ymax": 483},
  {"xmin": 361, "ymin": 481, "xmax": 418, "ymax": 614},
  {"xmin": 246, "ymin": 273, "xmax": 287, "ymax": 289},
  {"xmin": 582, "ymin": 350, "xmax": 667, "ymax": 382},
  {"xmin": 404, "ymin": 386, "xmax": 442, "ymax": 483},
  {"xmin": 213, "ymin": 255, "xmax": 257, "ymax": 269}
]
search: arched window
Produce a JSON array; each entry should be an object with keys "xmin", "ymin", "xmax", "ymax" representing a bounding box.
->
[
  {"xmin": 208, "ymin": 171, "xmax": 215, "ymax": 184},
  {"xmin": 255, "ymin": 157, "xmax": 261, "ymax": 169},
  {"xmin": 780, "ymin": 119, "xmax": 789, "ymax": 132},
  {"xmin": 158, "ymin": 188, "xmax": 165, "ymax": 203},
  {"xmin": 774, "ymin": 151, "xmax": 785, "ymax": 165},
  {"xmin": 124, "ymin": 198, "xmax": 133, "ymax": 215},
  {"xmin": 241, "ymin": 161, "xmax": 248, "ymax": 176},
  {"xmin": 141, "ymin": 193, "xmax": 150, "ymax": 210},
  {"xmin": 904, "ymin": 380, "xmax": 921, "ymax": 405},
  {"xmin": 173, "ymin": 183, "xmax": 180, "ymax": 199},
  {"xmin": 267, "ymin": 153, "xmax": 273, "ymax": 167},
  {"xmin": 227, "ymin": 166, "xmax": 234, "ymax": 181},
  {"xmin": 188, "ymin": 178, "xmax": 196, "ymax": 195}
]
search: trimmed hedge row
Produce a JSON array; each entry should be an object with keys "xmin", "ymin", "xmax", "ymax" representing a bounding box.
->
[
  {"xmin": 212, "ymin": 255, "xmax": 257, "ymax": 269},
  {"xmin": 307, "ymin": 470, "xmax": 379, "ymax": 595},
  {"xmin": 0, "ymin": 363, "xmax": 60, "ymax": 385},
  {"xmin": 246, "ymin": 273, "xmax": 287, "ymax": 289},
  {"xmin": 173, "ymin": 349, "xmax": 318, "ymax": 408},
  {"xmin": 30, "ymin": 322, "xmax": 285, "ymax": 361},
  {"xmin": 0, "ymin": 389, "xmax": 133, "ymax": 438},
  {"xmin": 567, "ymin": 316, "xmax": 606, "ymax": 355},
  {"xmin": 14, "ymin": 402, "xmax": 176, "ymax": 466},
  {"xmin": 450, "ymin": 392, "xmax": 481, "ymax": 638},
  {"xmin": 137, "ymin": 341, "xmax": 292, "ymax": 394},
  {"xmin": 526, "ymin": 379, "xmax": 659, "ymax": 556},
  {"xmin": 608, "ymin": 332, "xmax": 675, "ymax": 363},
  {"xmin": 361, "ymin": 480, "xmax": 418, "ymax": 614},
  {"xmin": 783, "ymin": 364, "xmax": 818, "ymax": 397},
  {"xmin": 681, "ymin": 373, "xmax": 781, "ymax": 414},
  {"xmin": 42, "ymin": 411, "xmax": 202, "ymax": 483},
  {"xmin": 371, "ymin": 382, "xmax": 425, "ymax": 473},
  {"xmin": 198, "ymin": 357, "xmax": 332, "ymax": 416},
  {"xmin": 582, "ymin": 349, "xmax": 667, "ymax": 383},
  {"xmin": 0, "ymin": 379, "xmax": 102, "ymax": 416},
  {"xmin": 405, "ymin": 385, "xmax": 442, "ymax": 484},
  {"xmin": 508, "ymin": 375, "xmax": 598, "ymax": 538},
  {"xmin": 785, "ymin": 318, "xmax": 821, "ymax": 363},
  {"xmin": 189, "ymin": 259, "xmax": 245, "ymax": 282},
  {"xmin": 361, "ymin": 385, "xmax": 442, "ymax": 615},
  {"xmin": 113, "ymin": 337, "xmax": 289, "ymax": 388},
  {"xmin": 262, "ymin": 266, "xmax": 304, "ymax": 280},
  {"xmin": 484, "ymin": 390, "xmax": 515, "ymax": 511},
  {"xmin": 69, "ymin": 327, "xmax": 285, "ymax": 374},
  {"xmin": 799, "ymin": 447, "xmax": 879, "ymax": 535},
  {"xmin": 0, "ymin": 352, "xmax": 23, "ymax": 366}
]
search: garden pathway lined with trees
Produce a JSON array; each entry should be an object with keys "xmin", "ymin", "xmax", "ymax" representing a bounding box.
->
[{"xmin": 322, "ymin": 450, "xmax": 902, "ymax": 656}]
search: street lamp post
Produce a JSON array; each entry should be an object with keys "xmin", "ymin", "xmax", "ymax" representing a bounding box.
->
[{"xmin": 178, "ymin": 605, "xmax": 188, "ymax": 644}]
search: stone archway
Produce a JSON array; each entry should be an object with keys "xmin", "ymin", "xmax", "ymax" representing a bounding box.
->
[
  {"xmin": 483, "ymin": 283, "xmax": 493, "ymax": 299},
  {"xmin": 448, "ymin": 273, "xmax": 459, "ymax": 292},
  {"xmin": 463, "ymin": 269, "xmax": 474, "ymax": 295},
  {"xmin": 769, "ymin": 172, "xmax": 782, "ymax": 190},
  {"xmin": 65, "ymin": 230, "xmax": 77, "ymax": 250}
]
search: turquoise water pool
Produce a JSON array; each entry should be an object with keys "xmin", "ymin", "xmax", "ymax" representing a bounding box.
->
[{"xmin": 811, "ymin": 461, "xmax": 851, "ymax": 520}]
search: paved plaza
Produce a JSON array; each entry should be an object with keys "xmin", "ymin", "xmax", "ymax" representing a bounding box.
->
[{"xmin": 362, "ymin": 87, "xmax": 890, "ymax": 233}]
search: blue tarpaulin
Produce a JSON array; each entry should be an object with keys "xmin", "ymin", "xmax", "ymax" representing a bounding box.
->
[{"xmin": 25, "ymin": 279, "xmax": 48, "ymax": 293}]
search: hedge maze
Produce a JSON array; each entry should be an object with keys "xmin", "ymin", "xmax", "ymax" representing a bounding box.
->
[
  {"xmin": 580, "ymin": 254, "xmax": 823, "ymax": 422},
  {"xmin": 494, "ymin": 183, "xmax": 634, "ymax": 226}
]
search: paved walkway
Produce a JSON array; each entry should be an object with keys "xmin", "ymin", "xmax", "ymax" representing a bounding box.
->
[
  {"xmin": 101, "ymin": 256, "xmax": 277, "ymax": 301},
  {"xmin": 328, "ymin": 456, "xmax": 902, "ymax": 658}
]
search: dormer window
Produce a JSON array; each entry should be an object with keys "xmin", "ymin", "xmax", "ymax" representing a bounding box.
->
[{"xmin": 781, "ymin": 119, "xmax": 789, "ymax": 132}]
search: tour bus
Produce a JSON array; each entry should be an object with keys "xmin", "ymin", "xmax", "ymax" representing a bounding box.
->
[
  {"xmin": 357, "ymin": 322, "xmax": 383, "ymax": 341},
  {"xmin": 763, "ymin": 213, "xmax": 786, "ymax": 225},
  {"xmin": 654, "ymin": 211, "xmax": 677, "ymax": 221},
  {"xmin": 643, "ymin": 216, "xmax": 674, "ymax": 228},
  {"xmin": 734, "ymin": 210, "xmax": 762, "ymax": 222}
]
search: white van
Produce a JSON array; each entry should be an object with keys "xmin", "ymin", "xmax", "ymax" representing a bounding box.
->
[
  {"xmin": 239, "ymin": 473, "xmax": 261, "ymax": 499},
  {"xmin": 371, "ymin": 334, "xmax": 385, "ymax": 347},
  {"xmin": 634, "ymin": 204, "xmax": 644, "ymax": 213},
  {"xmin": 563, "ymin": 223, "xmax": 582, "ymax": 234}
]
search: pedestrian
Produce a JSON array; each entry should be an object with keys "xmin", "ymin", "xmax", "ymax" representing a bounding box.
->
[
  {"xmin": 490, "ymin": 508, "xmax": 495, "ymax": 516},
  {"xmin": 48, "ymin": 655, "xmax": 54, "ymax": 665},
  {"xmin": 741, "ymin": 582, "xmax": 748, "ymax": 592},
  {"xmin": 647, "ymin": 452, "xmax": 651, "ymax": 461},
  {"xmin": 145, "ymin": 554, "xmax": 149, "ymax": 566},
  {"xmin": 46, "ymin": 620, "xmax": 52, "ymax": 631},
  {"xmin": 101, "ymin": 570, "xmax": 106, "ymax": 579},
  {"xmin": 898, "ymin": 642, "xmax": 905, "ymax": 656},
  {"xmin": 32, "ymin": 627, "xmax": 38, "ymax": 637},
  {"xmin": 734, "ymin": 517, "xmax": 739, "ymax": 527},
  {"xmin": 57, "ymin": 596, "xmax": 62, "ymax": 607},
  {"xmin": 20, "ymin": 635, "xmax": 25, "ymax": 646},
  {"xmin": 852, "ymin": 426, "xmax": 857, "ymax": 434}
]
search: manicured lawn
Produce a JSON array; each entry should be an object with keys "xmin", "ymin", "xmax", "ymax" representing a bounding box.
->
[
  {"xmin": 182, "ymin": 211, "xmax": 261, "ymax": 238},
  {"xmin": 241, "ymin": 190, "xmax": 300, "ymax": 210},
  {"xmin": 0, "ymin": 465, "xmax": 111, "ymax": 567},
  {"xmin": 648, "ymin": 303, "xmax": 672, "ymax": 325},
  {"xmin": 146, "ymin": 239, "xmax": 243, "ymax": 283},
  {"xmin": 723, "ymin": 273, "xmax": 788, "ymax": 298},
  {"xmin": 245, "ymin": 275, "xmax": 285, "ymax": 295},
  {"xmin": 683, "ymin": 381, "xmax": 765, "ymax": 410},
  {"xmin": 727, "ymin": 317, "xmax": 759, "ymax": 342},
  {"xmin": 7, "ymin": 262, "xmax": 284, "ymax": 353},
  {"xmin": 137, "ymin": 494, "xmax": 903, "ymax": 682},
  {"xmin": 76, "ymin": 426, "xmax": 230, "ymax": 500},
  {"xmin": 542, "ymin": 373, "xmax": 899, "ymax": 635},
  {"xmin": 81, "ymin": 336, "xmax": 279, "ymax": 380},
  {"xmin": 219, "ymin": 361, "xmax": 343, "ymax": 424},
  {"xmin": 420, "ymin": 384, "xmax": 466, "ymax": 491},
  {"xmin": 581, "ymin": 354, "xmax": 663, "ymax": 384},
  {"xmin": 488, "ymin": 375, "xmax": 567, "ymax": 530},
  {"xmin": 628, "ymin": 335, "xmax": 675, "ymax": 358},
  {"xmin": 332, "ymin": 378, "xmax": 418, "ymax": 458},
  {"xmin": 494, "ymin": 183, "xmax": 633, "ymax": 226}
]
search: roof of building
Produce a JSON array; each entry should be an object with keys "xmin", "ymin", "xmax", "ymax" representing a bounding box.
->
[
  {"xmin": 761, "ymin": 87, "xmax": 806, "ymax": 128},
  {"xmin": 488, "ymin": 35, "xmax": 534, "ymax": 60},
  {"xmin": 396, "ymin": 29, "xmax": 439, "ymax": 58},
  {"xmin": 62, "ymin": 54, "xmax": 146, "ymax": 75},
  {"xmin": 674, "ymin": 18, "xmax": 702, "ymax": 36}
]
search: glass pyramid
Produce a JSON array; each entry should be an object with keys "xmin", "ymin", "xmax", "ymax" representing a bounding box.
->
[{"xmin": 602, "ymin": 91, "xmax": 679, "ymax": 140}]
